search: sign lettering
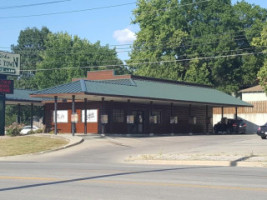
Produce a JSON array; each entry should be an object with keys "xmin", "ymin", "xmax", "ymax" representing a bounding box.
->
[
  {"xmin": 0, "ymin": 80, "xmax": 14, "ymax": 94},
  {"xmin": 0, "ymin": 51, "xmax": 20, "ymax": 76}
]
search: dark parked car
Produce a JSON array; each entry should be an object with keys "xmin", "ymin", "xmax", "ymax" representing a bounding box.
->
[
  {"xmin": 214, "ymin": 118, "xmax": 247, "ymax": 134},
  {"xmin": 257, "ymin": 123, "xmax": 267, "ymax": 139}
]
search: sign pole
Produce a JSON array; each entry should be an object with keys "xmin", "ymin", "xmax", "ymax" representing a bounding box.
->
[{"xmin": 0, "ymin": 75, "xmax": 7, "ymax": 136}]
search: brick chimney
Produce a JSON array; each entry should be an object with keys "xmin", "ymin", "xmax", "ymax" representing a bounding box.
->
[
  {"xmin": 72, "ymin": 70, "xmax": 131, "ymax": 82},
  {"xmin": 87, "ymin": 70, "xmax": 131, "ymax": 80}
]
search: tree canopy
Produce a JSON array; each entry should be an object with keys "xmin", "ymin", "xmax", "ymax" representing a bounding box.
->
[
  {"xmin": 11, "ymin": 28, "xmax": 125, "ymax": 90},
  {"xmin": 11, "ymin": 27, "xmax": 51, "ymax": 89},
  {"xmin": 128, "ymin": 0, "xmax": 267, "ymax": 93},
  {"xmin": 252, "ymin": 25, "xmax": 267, "ymax": 93},
  {"xmin": 34, "ymin": 32, "xmax": 124, "ymax": 89}
]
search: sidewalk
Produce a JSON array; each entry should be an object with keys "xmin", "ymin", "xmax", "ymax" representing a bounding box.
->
[{"xmin": 125, "ymin": 135, "xmax": 267, "ymax": 168}]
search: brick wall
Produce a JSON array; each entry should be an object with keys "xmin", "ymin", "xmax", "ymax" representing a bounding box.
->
[
  {"xmin": 44, "ymin": 100, "xmax": 213, "ymax": 134},
  {"xmin": 44, "ymin": 101, "xmax": 100, "ymax": 134},
  {"xmin": 87, "ymin": 70, "xmax": 131, "ymax": 80}
]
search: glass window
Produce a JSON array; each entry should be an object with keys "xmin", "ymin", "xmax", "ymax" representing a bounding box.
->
[
  {"xmin": 150, "ymin": 111, "xmax": 161, "ymax": 124},
  {"xmin": 112, "ymin": 109, "xmax": 124, "ymax": 123}
]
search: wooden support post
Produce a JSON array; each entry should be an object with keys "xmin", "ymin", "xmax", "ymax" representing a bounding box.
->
[
  {"xmin": 30, "ymin": 103, "xmax": 33, "ymax": 130},
  {"xmin": 54, "ymin": 96, "xmax": 58, "ymax": 135},
  {"xmin": 17, "ymin": 103, "xmax": 21, "ymax": 124},
  {"xmin": 149, "ymin": 101, "xmax": 153, "ymax": 134},
  {"xmin": 221, "ymin": 106, "xmax": 224, "ymax": 120},
  {"xmin": 71, "ymin": 95, "xmax": 76, "ymax": 136},
  {"xmin": 84, "ymin": 98, "xmax": 87, "ymax": 135},
  {"xmin": 206, "ymin": 105, "xmax": 209, "ymax": 134},
  {"xmin": 101, "ymin": 97, "xmax": 105, "ymax": 135}
]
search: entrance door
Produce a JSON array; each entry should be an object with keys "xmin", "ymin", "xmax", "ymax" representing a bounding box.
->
[{"xmin": 132, "ymin": 111, "xmax": 144, "ymax": 134}]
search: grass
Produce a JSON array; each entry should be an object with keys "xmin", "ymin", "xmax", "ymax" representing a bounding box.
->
[{"xmin": 0, "ymin": 135, "xmax": 69, "ymax": 157}]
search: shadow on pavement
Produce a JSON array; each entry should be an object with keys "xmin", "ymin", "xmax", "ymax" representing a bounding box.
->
[
  {"xmin": 230, "ymin": 155, "xmax": 255, "ymax": 167},
  {"xmin": 0, "ymin": 166, "xmax": 215, "ymax": 192}
]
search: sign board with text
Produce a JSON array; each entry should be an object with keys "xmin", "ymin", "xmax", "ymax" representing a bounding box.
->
[
  {"xmin": 0, "ymin": 80, "xmax": 14, "ymax": 94},
  {"xmin": 0, "ymin": 51, "xmax": 20, "ymax": 76},
  {"xmin": 82, "ymin": 109, "xmax": 98, "ymax": 123}
]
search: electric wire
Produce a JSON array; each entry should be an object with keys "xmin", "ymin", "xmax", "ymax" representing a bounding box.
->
[
  {"xmin": 0, "ymin": 2, "xmax": 136, "ymax": 19},
  {"xmin": 0, "ymin": 25, "xmax": 262, "ymax": 51},
  {"xmin": 0, "ymin": 0, "xmax": 71, "ymax": 10},
  {"xmin": 0, "ymin": 0, "xmax": 213, "ymax": 19},
  {"xmin": 19, "ymin": 50, "xmax": 267, "ymax": 73}
]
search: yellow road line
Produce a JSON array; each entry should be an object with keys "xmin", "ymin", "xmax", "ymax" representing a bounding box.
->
[{"xmin": 0, "ymin": 176, "xmax": 267, "ymax": 192}]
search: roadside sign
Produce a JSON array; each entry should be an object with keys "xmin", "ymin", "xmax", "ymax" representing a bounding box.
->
[
  {"xmin": 0, "ymin": 80, "xmax": 14, "ymax": 94},
  {"xmin": 0, "ymin": 51, "xmax": 20, "ymax": 76}
]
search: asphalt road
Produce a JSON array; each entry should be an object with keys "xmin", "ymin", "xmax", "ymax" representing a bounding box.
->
[{"xmin": 0, "ymin": 135, "xmax": 267, "ymax": 200}]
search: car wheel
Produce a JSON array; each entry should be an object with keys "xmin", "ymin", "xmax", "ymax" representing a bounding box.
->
[{"xmin": 261, "ymin": 136, "xmax": 266, "ymax": 139}]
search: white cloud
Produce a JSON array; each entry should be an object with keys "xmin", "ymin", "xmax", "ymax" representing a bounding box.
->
[{"xmin": 113, "ymin": 28, "xmax": 136, "ymax": 44}]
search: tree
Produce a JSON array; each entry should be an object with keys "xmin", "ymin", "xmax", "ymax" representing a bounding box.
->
[
  {"xmin": 233, "ymin": 1, "xmax": 267, "ymax": 88},
  {"xmin": 129, "ymin": 0, "xmax": 267, "ymax": 93},
  {"xmin": 34, "ymin": 33, "xmax": 125, "ymax": 89},
  {"xmin": 128, "ymin": 0, "xmax": 189, "ymax": 81},
  {"xmin": 252, "ymin": 25, "xmax": 267, "ymax": 93},
  {"xmin": 11, "ymin": 27, "xmax": 51, "ymax": 89}
]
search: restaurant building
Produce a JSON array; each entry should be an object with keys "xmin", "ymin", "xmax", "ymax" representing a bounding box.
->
[{"xmin": 31, "ymin": 70, "xmax": 252, "ymax": 135}]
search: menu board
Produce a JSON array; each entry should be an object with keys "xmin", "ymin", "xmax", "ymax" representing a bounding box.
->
[
  {"xmin": 127, "ymin": 115, "xmax": 134, "ymax": 124},
  {"xmin": 82, "ymin": 109, "xmax": 98, "ymax": 123},
  {"xmin": 0, "ymin": 80, "xmax": 14, "ymax": 94}
]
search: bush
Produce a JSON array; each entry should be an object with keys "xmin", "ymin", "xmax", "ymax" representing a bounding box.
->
[
  {"xmin": 27, "ymin": 130, "xmax": 36, "ymax": 135},
  {"xmin": 6, "ymin": 123, "xmax": 24, "ymax": 137},
  {"xmin": 34, "ymin": 129, "xmax": 44, "ymax": 134}
]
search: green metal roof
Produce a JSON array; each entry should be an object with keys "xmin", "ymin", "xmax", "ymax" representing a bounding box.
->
[
  {"xmin": 31, "ymin": 77, "xmax": 252, "ymax": 107},
  {"xmin": 6, "ymin": 89, "xmax": 44, "ymax": 104},
  {"xmin": 31, "ymin": 80, "xmax": 84, "ymax": 95}
]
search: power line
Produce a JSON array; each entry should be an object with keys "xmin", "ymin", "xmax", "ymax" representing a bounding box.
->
[
  {"xmin": 6, "ymin": 29, "xmax": 253, "ymax": 52},
  {"xmin": 20, "ymin": 50, "xmax": 267, "ymax": 73},
  {"xmin": 12, "ymin": 45, "xmax": 265, "ymax": 58},
  {"xmin": 0, "ymin": 0, "xmax": 213, "ymax": 20},
  {"xmin": 0, "ymin": 25, "xmax": 260, "ymax": 51},
  {"xmin": 0, "ymin": 2, "xmax": 136, "ymax": 19},
  {"xmin": 135, "ymin": 0, "xmax": 212, "ymax": 14},
  {"xmin": 7, "ymin": 35, "xmax": 253, "ymax": 55},
  {"xmin": 0, "ymin": 0, "xmax": 71, "ymax": 10}
]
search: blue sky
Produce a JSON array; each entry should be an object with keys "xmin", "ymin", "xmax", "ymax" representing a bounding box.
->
[{"xmin": 0, "ymin": 0, "xmax": 266, "ymax": 61}]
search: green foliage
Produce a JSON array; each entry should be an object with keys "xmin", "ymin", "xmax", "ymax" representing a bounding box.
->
[
  {"xmin": 34, "ymin": 129, "xmax": 44, "ymax": 134},
  {"xmin": 11, "ymin": 27, "xmax": 51, "ymax": 89},
  {"xmin": 252, "ymin": 25, "xmax": 267, "ymax": 93},
  {"xmin": 34, "ymin": 32, "xmax": 125, "ymax": 89},
  {"xmin": 257, "ymin": 64, "xmax": 267, "ymax": 93},
  {"xmin": 129, "ymin": 0, "xmax": 267, "ymax": 93},
  {"xmin": 6, "ymin": 123, "xmax": 24, "ymax": 137},
  {"xmin": 5, "ymin": 107, "xmax": 17, "ymax": 126},
  {"xmin": 5, "ymin": 105, "xmax": 43, "ymax": 126},
  {"xmin": 11, "ymin": 28, "xmax": 126, "ymax": 90}
]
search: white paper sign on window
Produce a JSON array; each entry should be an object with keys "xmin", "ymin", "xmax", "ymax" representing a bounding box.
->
[
  {"xmin": 82, "ymin": 109, "xmax": 98, "ymax": 123},
  {"xmin": 53, "ymin": 110, "xmax": 68, "ymax": 123}
]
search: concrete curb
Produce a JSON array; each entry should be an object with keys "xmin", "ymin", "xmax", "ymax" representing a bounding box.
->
[
  {"xmin": 36, "ymin": 134, "xmax": 84, "ymax": 154},
  {"xmin": 127, "ymin": 159, "xmax": 267, "ymax": 168}
]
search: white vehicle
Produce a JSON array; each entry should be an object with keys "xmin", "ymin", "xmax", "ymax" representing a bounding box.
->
[{"xmin": 20, "ymin": 126, "xmax": 40, "ymax": 135}]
